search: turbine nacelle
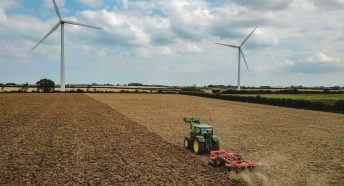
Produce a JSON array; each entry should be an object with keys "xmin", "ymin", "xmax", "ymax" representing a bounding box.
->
[{"xmin": 32, "ymin": 0, "xmax": 102, "ymax": 51}]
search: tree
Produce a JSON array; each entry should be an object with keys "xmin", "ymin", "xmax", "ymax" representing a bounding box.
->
[
  {"xmin": 212, "ymin": 89, "xmax": 221, "ymax": 94},
  {"xmin": 20, "ymin": 82, "xmax": 29, "ymax": 92},
  {"xmin": 288, "ymin": 87, "xmax": 299, "ymax": 94},
  {"xmin": 5, "ymin": 83, "xmax": 16, "ymax": 86},
  {"xmin": 128, "ymin": 83, "xmax": 143, "ymax": 86},
  {"xmin": 322, "ymin": 88, "xmax": 330, "ymax": 93},
  {"xmin": 181, "ymin": 84, "xmax": 201, "ymax": 92},
  {"xmin": 36, "ymin": 79, "xmax": 55, "ymax": 93},
  {"xmin": 87, "ymin": 84, "xmax": 92, "ymax": 92},
  {"xmin": 0, "ymin": 83, "xmax": 4, "ymax": 92}
]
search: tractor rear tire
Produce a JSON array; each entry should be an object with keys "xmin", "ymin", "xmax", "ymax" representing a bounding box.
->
[
  {"xmin": 193, "ymin": 139, "xmax": 205, "ymax": 155},
  {"xmin": 184, "ymin": 138, "xmax": 191, "ymax": 149}
]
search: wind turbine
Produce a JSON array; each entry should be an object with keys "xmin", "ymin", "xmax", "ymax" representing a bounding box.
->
[
  {"xmin": 31, "ymin": 0, "xmax": 102, "ymax": 91},
  {"xmin": 215, "ymin": 27, "xmax": 257, "ymax": 91}
]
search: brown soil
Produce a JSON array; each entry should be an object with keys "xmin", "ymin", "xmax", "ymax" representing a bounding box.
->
[
  {"xmin": 89, "ymin": 94, "xmax": 344, "ymax": 186},
  {"xmin": 0, "ymin": 94, "xmax": 240, "ymax": 185}
]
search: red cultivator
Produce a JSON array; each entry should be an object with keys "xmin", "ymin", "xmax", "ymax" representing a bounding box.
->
[{"xmin": 208, "ymin": 150, "xmax": 263, "ymax": 172}]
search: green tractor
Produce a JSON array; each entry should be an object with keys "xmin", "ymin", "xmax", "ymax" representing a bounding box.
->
[{"xmin": 183, "ymin": 117, "xmax": 220, "ymax": 154}]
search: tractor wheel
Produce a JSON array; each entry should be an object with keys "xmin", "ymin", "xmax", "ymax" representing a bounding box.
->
[
  {"xmin": 216, "ymin": 156, "xmax": 225, "ymax": 167},
  {"xmin": 184, "ymin": 138, "xmax": 191, "ymax": 149},
  {"xmin": 193, "ymin": 139, "xmax": 204, "ymax": 155},
  {"xmin": 213, "ymin": 141, "xmax": 220, "ymax": 150}
]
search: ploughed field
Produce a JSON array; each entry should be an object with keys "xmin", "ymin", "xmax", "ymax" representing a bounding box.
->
[
  {"xmin": 0, "ymin": 94, "xmax": 237, "ymax": 185},
  {"xmin": 89, "ymin": 94, "xmax": 344, "ymax": 185}
]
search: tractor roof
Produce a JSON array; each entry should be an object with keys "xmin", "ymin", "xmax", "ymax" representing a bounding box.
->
[{"xmin": 196, "ymin": 123, "xmax": 213, "ymax": 128}]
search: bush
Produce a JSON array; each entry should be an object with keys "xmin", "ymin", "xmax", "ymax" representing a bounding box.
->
[
  {"xmin": 212, "ymin": 89, "xmax": 221, "ymax": 94},
  {"xmin": 221, "ymin": 89, "xmax": 273, "ymax": 94},
  {"xmin": 323, "ymin": 89, "xmax": 330, "ymax": 93},
  {"xmin": 181, "ymin": 85, "xmax": 201, "ymax": 92},
  {"xmin": 334, "ymin": 100, "xmax": 344, "ymax": 113}
]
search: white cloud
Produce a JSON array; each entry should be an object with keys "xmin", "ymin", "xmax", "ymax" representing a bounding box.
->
[
  {"xmin": 313, "ymin": 0, "xmax": 344, "ymax": 7},
  {"xmin": 177, "ymin": 42, "xmax": 202, "ymax": 54},
  {"xmin": 159, "ymin": 46, "xmax": 172, "ymax": 55},
  {"xmin": 78, "ymin": 9, "xmax": 150, "ymax": 46},
  {"xmin": 76, "ymin": 0, "xmax": 104, "ymax": 8},
  {"xmin": 43, "ymin": 0, "xmax": 65, "ymax": 9},
  {"xmin": 130, "ymin": 1, "xmax": 155, "ymax": 10},
  {"xmin": 254, "ymin": 28, "xmax": 279, "ymax": 46},
  {"xmin": 160, "ymin": 0, "xmax": 214, "ymax": 40},
  {"xmin": 308, "ymin": 53, "xmax": 341, "ymax": 64},
  {"xmin": 233, "ymin": 0, "xmax": 293, "ymax": 10},
  {"xmin": 122, "ymin": 0, "xmax": 129, "ymax": 9},
  {"xmin": 0, "ymin": 0, "xmax": 20, "ymax": 22},
  {"xmin": 0, "ymin": 0, "xmax": 20, "ymax": 9}
]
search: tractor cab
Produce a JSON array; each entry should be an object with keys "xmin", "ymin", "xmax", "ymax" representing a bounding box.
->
[
  {"xmin": 192, "ymin": 124, "xmax": 213, "ymax": 137},
  {"xmin": 184, "ymin": 117, "xmax": 220, "ymax": 154}
]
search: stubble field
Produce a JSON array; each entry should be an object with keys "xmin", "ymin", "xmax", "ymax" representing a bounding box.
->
[{"xmin": 1, "ymin": 93, "xmax": 343, "ymax": 185}]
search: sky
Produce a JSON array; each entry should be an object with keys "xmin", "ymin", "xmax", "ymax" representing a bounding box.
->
[{"xmin": 0, "ymin": 0, "xmax": 343, "ymax": 87}]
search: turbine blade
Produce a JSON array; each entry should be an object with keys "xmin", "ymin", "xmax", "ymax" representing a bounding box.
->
[
  {"xmin": 64, "ymin": 20, "xmax": 102, "ymax": 30},
  {"xmin": 214, "ymin": 42, "xmax": 239, "ymax": 48},
  {"xmin": 31, "ymin": 22, "xmax": 60, "ymax": 51},
  {"xmin": 240, "ymin": 27, "xmax": 258, "ymax": 47},
  {"xmin": 240, "ymin": 49, "xmax": 249, "ymax": 71},
  {"xmin": 53, "ymin": 0, "xmax": 62, "ymax": 20}
]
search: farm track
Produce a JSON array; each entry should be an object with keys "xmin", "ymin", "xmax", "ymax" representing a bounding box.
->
[
  {"xmin": 89, "ymin": 93, "xmax": 344, "ymax": 185},
  {"xmin": 0, "ymin": 94, "xmax": 240, "ymax": 185}
]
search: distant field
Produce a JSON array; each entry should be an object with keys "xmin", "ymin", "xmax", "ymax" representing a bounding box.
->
[
  {"xmin": 0, "ymin": 86, "xmax": 168, "ymax": 93},
  {"xmin": 232, "ymin": 94, "xmax": 344, "ymax": 105}
]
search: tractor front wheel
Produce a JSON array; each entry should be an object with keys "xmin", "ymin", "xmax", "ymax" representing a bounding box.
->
[
  {"xmin": 193, "ymin": 139, "xmax": 204, "ymax": 155},
  {"xmin": 184, "ymin": 138, "xmax": 190, "ymax": 149}
]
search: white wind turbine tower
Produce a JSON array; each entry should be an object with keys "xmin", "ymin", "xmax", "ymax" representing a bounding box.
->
[
  {"xmin": 215, "ymin": 27, "xmax": 257, "ymax": 91},
  {"xmin": 32, "ymin": 0, "xmax": 102, "ymax": 91}
]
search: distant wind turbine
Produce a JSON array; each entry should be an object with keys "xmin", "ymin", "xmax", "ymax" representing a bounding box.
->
[
  {"xmin": 215, "ymin": 27, "xmax": 257, "ymax": 91},
  {"xmin": 31, "ymin": 0, "xmax": 102, "ymax": 91}
]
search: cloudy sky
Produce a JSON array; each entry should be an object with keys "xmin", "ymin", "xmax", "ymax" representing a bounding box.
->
[{"xmin": 0, "ymin": 0, "xmax": 343, "ymax": 86}]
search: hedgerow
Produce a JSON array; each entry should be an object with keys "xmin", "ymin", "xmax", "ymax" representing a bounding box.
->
[{"xmin": 180, "ymin": 91, "xmax": 344, "ymax": 114}]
